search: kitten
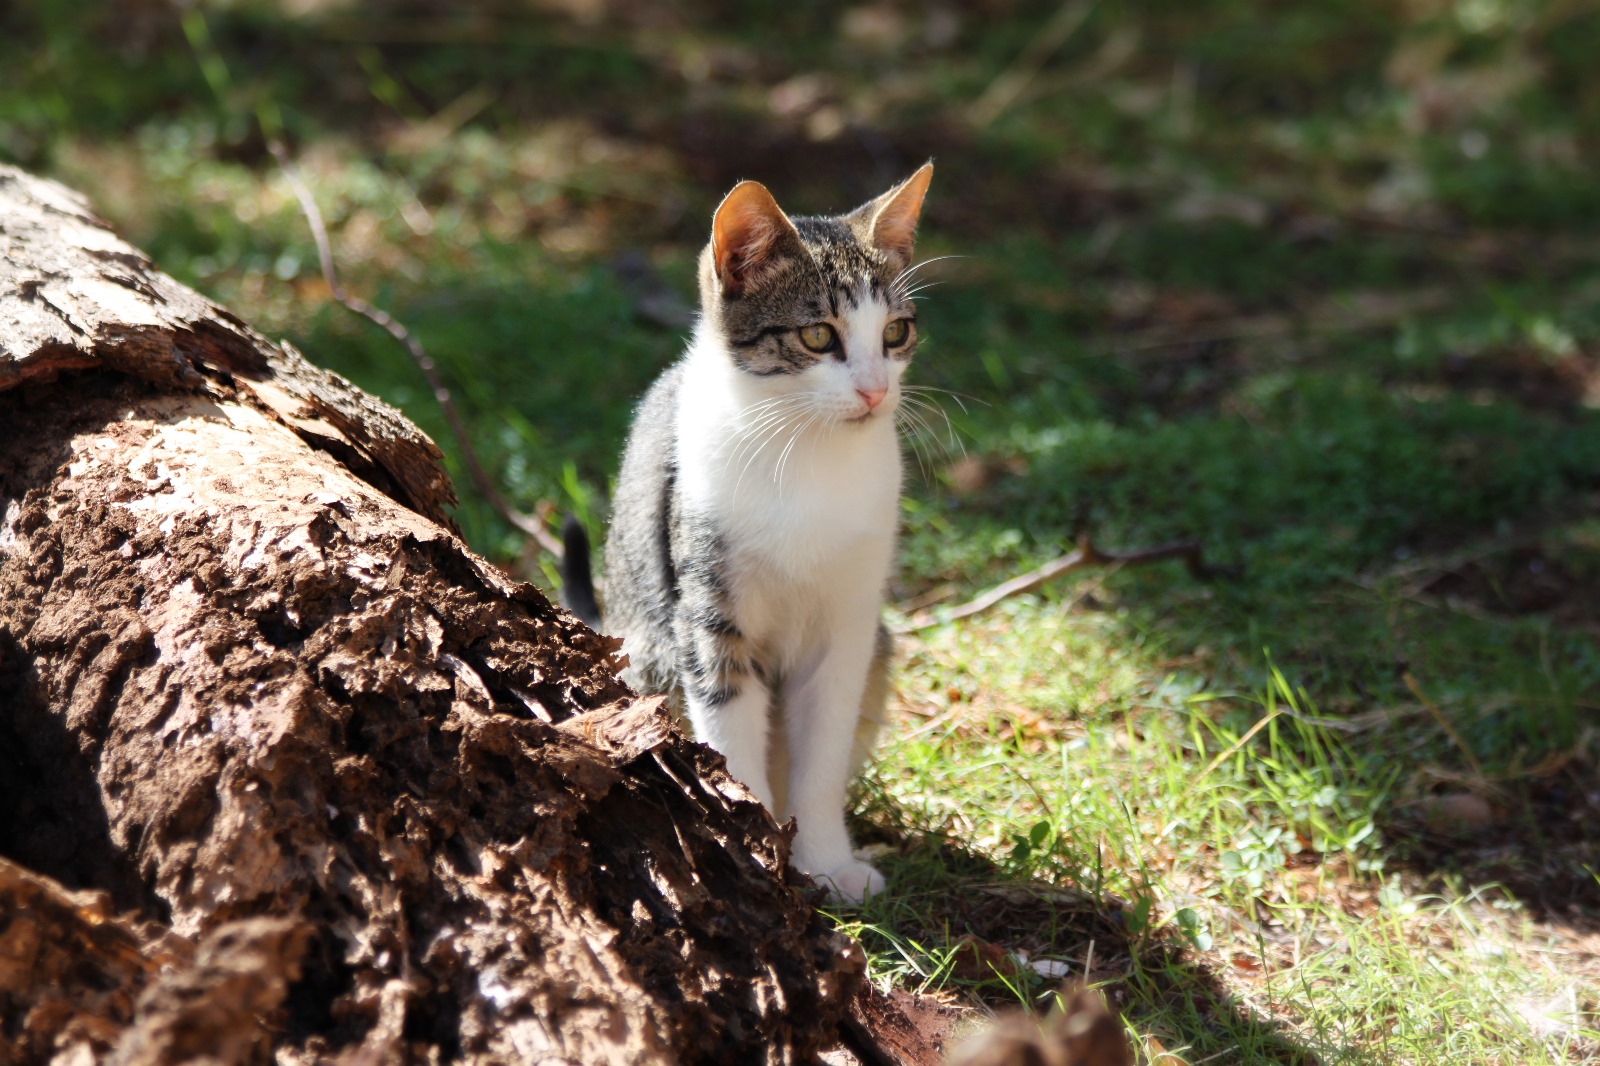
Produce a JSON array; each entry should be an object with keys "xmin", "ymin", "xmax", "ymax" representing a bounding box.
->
[{"xmin": 565, "ymin": 164, "xmax": 934, "ymax": 902}]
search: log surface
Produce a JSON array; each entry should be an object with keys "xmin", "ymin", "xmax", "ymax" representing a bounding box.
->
[
  {"xmin": 0, "ymin": 163, "xmax": 862, "ymax": 1064},
  {"xmin": 0, "ymin": 164, "xmax": 455, "ymax": 528}
]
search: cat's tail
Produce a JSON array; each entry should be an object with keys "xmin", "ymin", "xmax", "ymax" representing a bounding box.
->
[{"xmin": 559, "ymin": 514, "xmax": 603, "ymax": 630}]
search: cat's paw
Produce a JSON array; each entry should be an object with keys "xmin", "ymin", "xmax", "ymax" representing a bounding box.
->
[{"xmin": 812, "ymin": 858, "xmax": 886, "ymax": 904}]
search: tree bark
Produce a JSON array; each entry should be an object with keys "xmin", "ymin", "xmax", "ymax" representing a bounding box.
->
[{"xmin": 0, "ymin": 163, "xmax": 871, "ymax": 1064}]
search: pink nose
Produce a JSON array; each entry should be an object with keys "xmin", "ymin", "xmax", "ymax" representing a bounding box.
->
[{"xmin": 857, "ymin": 387, "xmax": 888, "ymax": 411}]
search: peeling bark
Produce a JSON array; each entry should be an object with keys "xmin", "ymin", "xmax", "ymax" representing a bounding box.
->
[
  {"xmin": 0, "ymin": 163, "xmax": 866, "ymax": 1063},
  {"xmin": 0, "ymin": 855, "xmax": 310, "ymax": 1066}
]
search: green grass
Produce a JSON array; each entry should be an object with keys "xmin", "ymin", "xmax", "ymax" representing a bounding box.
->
[
  {"xmin": 5, "ymin": 1, "xmax": 1599, "ymax": 1060},
  {"xmin": 846, "ymin": 624, "xmax": 1596, "ymax": 1061}
]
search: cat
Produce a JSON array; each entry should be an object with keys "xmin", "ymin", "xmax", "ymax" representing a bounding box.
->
[{"xmin": 563, "ymin": 163, "xmax": 934, "ymax": 902}]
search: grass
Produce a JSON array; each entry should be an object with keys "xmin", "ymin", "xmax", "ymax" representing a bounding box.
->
[
  {"xmin": 850, "ymin": 613, "xmax": 1596, "ymax": 1061},
  {"xmin": 4, "ymin": 1, "xmax": 1599, "ymax": 1061}
]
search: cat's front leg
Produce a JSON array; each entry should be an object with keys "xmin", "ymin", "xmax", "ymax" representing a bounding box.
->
[
  {"xmin": 780, "ymin": 611, "xmax": 886, "ymax": 903},
  {"xmin": 676, "ymin": 614, "xmax": 776, "ymax": 810},
  {"xmin": 686, "ymin": 682, "xmax": 774, "ymax": 811}
]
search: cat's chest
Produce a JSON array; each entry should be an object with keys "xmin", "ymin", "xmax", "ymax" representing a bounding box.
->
[
  {"xmin": 720, "ymin": 477, "xmax": 895, "ymax": 643},
  {"xmin": 693, "ymin": 424, "xmax": 897, "ymax": 549},
  {"xmin": 735, "ymin": 471, "xmax": 894, "ymax": 567},
  {"xmin": 678, "ymin": 416, "xmax": 899, "ymax": 619}
]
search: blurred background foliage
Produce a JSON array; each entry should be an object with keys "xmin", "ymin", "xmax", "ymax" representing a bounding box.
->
[
  {"xmin": 6, "ymin": 0, "xmax": 1595, "ymax": 700},
  {"xmin": 4, "ymin": 1, "xmax": 1600, "ymax": 1057}
]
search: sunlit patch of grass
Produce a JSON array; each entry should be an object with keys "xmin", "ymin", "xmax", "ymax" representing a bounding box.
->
[{"xmin": 847, "ymin": 605, "xmax": 1599, "ymax": 1062}]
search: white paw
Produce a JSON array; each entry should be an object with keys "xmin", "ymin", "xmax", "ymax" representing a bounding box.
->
[{"xmin": 812, "ymin": 858, "xmax": 886, "ymax": 904}]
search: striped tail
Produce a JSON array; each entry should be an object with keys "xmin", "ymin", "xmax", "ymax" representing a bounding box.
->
[{"xmin": 559, "ymin": 514, "xmax": 602, "ymax": 630}]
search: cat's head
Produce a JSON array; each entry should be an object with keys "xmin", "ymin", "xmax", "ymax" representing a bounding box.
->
[{"xmin": 696, "ymin": 164, "xmax": 933, "ymax": 426}]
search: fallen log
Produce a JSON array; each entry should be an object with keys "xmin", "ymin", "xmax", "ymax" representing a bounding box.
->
[
  {"xmin": 0, "ymin": 855, "xmax": 311, "ymax": 1065},
  {"xmin": 0, "ymin": 163, "xmax": 874, "ymax": 1063}
]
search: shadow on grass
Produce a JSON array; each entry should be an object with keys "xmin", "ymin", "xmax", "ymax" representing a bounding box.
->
[
  {"xmin": 845, "ymin": 811, "xmax": 1327, "ymax": 1066},
  {"xmin": 1380, "ymin": 755, "xmax": 1600, "ymax": 933}
]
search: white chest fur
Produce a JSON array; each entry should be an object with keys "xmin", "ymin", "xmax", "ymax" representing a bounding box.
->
[{"xmin": 674, "ymin": 335, "xmax": 901, "ymax": 653}]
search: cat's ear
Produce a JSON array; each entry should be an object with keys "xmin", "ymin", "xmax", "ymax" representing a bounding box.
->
[
  {"xmin": 848, "ymin": 162, "xmax": 934, "ymax": 272},
  {"xmin": 711, "ymin": 180, "xmax": 802, "ymax": 298}
]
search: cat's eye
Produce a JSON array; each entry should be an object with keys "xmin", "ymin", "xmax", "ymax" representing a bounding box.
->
[
  {"xmin": 797, "ymin": 323, "xmax": 838, "ymax": 353},
  {"xmin": 882, "ymin": 318, "xmax": 911, "ymax": 347}
]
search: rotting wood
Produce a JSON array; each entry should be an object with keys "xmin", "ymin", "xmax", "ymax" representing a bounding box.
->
[
  {"xmin": 944, "ymin": 985, "xmax": 1133, "ymax": 1066},
  {"xmin": 0, "ymin": 856, "xmax": 311, "ymax": 1066},
  {"xmin": 0, "ymin": 162, "xmax": 879, "ymax": 1063}
]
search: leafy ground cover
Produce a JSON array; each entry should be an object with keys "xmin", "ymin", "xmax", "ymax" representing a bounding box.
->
[{"xmin": 5, "ymin": 1, "xmax": 1599, "ymax": 1060}]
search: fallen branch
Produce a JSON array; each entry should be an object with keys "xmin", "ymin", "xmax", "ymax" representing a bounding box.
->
[
  {"xmin": 0, "ymin": 161, "xmax": 866, "ymax": 1063},
  {"xmin": 893, "ymin": 533, "xmax": 1227, "ymax": 633},
  {"xmin": 268, "ymin": 140, "xmax": 565, "ymax": 559}
]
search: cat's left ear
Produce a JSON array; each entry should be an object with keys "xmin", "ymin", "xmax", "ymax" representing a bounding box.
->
[{"xmin": 848, "ymin": 161, "xmax": 934, "ymax": 273}]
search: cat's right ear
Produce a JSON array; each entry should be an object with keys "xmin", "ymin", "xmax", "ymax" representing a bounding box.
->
[{"xmin": 711, "ymin": 181, "xmax": 801, "ymax": 298}]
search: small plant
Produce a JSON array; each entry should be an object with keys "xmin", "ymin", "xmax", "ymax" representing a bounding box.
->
[
  {"xmin": 1008, "ymin": 819, "xmax": 1054, "ymax": 868},
  {"xmin": 1218, "ymin": 824, "xmax": 1292, "ymax": 891}
]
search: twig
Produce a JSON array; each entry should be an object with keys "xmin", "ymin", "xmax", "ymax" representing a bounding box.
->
[
  {"xmin": 892, "ymin": 533, "xmax": 1226, "ymax": 633},
  {"xmin": 1158, "ymin": 706, "xmax": 1282, "ymax": 840},
  {"xmin": 969, "ymin": 0, "xmax": 1098, "ymax": 127},
  {"xmin": 1402, "ymin": 671, "xmax": 1486, "ymax": 778},
  {"xmin": 267, "ymin": 140, "xmax": 564, "ymax": 559}
]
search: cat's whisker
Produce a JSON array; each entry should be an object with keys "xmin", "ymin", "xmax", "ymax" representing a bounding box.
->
[
  {"xmin": 724, "ymin": 420, "xmax": 780, "ymax": 486},
  {"xmin": 894, "ymin": 409, "xmax": 936, "ymax": 482},
  {"xmin": 771, "ymin": 412, "xmax": 812, "ymax": 490},
  {"xmin": 767, "ymin": 422, "xmax": 802, "ymax": 500},
  {"xmin": 899, "ymin": 401, "xmax": 945, "ymax": 456},
  {"xmin": 737, "ymin": 394, "xmax": 810, "ymax": 422},
  {"xmin": 740, "ymin": 399, "xmax": 811, "ymax": 478},
  {"xmin": 906, "ymin": 416, "xmax": 947, "ymax": 483},
  {"xmin": 899, "ymin": 399, "xmax": 969, "ymax": 458},
  {"xmin": 723, "ymin": 395, "xmax": 812, "ymax": 475},
  {"xmin": 900, "ymin": 384, "xmax": 985, "ymax": 409},
  {"xmin": 731, "ymin": 405, "xmax": 809, "ymax": 499},
  {"xmin": 890, "ymin": 254, "xmax": 964, "ymax": 292},
  {"xmin": 731, "ymin": 424, "xmax": 791, "ymax": 502},
  {"xmin": 736, "ymin": 400, "xmax": 809, "ymax": 448},
  {"xmin": 724, "ymin": 400, "xmax": 807, "ymax": 487},
  {"xmin": 773, "ymin": 409, "xmax": 825, "ymax": 499},
  {"xmin": 896, "ymin": 393, "xmax": 967, "ymax": 461},
  {"xmin": 728, "ymin": 416, "xmax": 789, "ymax": 482},
  {"xmin": 900, "ymin": 385, "xmax": 985, "ymax": 446},
  {"xmin": 733, "ymin": 396, "xmax": 809, "ymax": 441},
  {"xmin": 894, "ymin": 397, "xmax": 932, "ymax": 440},
  {"xmin": 891, "ymin": 256, "xmax": 963, "ymax": 304}
]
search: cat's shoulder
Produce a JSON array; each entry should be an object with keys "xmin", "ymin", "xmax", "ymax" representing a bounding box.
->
[
  {"xmin": 618, "ymin": 360, "xmax": 688, "ymax": 451},
  {"xmin": 615, "ymin": 361, "xmax": 685, "ymax": 481},
  {"xmin": 634, "ymin": 359, "xmax": 685, "ymax": 415}
]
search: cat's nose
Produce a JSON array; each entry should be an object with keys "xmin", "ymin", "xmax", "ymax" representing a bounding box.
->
[{"xmin": 857, "ymin": 386, "xmax": 888, "ymax": 411}]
